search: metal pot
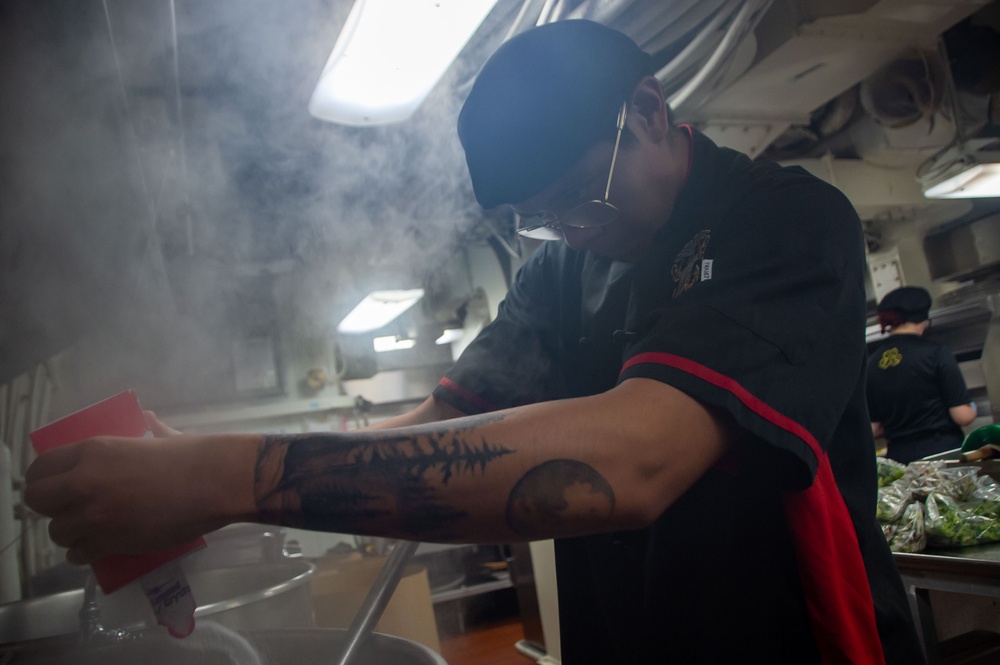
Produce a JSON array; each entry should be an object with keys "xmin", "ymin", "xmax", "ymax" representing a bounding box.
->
[
  {"xmin": 194, "ymin": 523, "xmax": 294, "ymax": 568},
  {"xmin": 0, "ymin": 560, "xmax": 315, "ymax": 646},
  {"xmin": 5, "ymin": 627, "xmax": 448, "ymax": 664},
  {"xmin": 101, "ymin": 559, "xmax": 316, "ymax": 632}
]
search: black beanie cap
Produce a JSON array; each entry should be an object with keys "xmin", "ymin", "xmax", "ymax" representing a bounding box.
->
[
  {"xmin": 877, "ymin": 286, "xmax": 933, "ymax": 322},
  {"xmin": 458, "ymin": 20, "xmax": 653, "ymax": 209}
]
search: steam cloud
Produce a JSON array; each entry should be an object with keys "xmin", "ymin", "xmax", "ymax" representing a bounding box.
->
[{"xmin": 0, "ymin": 0, "xmax": 514, "ymax": 412}]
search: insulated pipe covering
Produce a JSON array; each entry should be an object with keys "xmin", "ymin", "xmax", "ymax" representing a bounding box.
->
[{"xmin": 859, "ymin": 50, "xmax": 945, "ymax": 129}]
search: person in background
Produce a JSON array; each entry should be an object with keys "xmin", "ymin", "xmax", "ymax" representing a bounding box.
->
[
  {"xmin": 25, "ymin": 20, "xmax": 923, "ymax": 664},
  {"xmin": 867, "ymin": 286, "xmax": 977, "ymax": 464}
]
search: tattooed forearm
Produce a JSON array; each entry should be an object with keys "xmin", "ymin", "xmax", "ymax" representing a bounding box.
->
[
  {"xmin": 506, "ymin": 460, "xmax": 615, "ymax": 538},
  {"xmin": 254, "ymin": 414, "xmax": 513, "ymax": 539}
]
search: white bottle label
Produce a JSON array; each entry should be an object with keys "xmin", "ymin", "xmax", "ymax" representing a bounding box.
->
[{"xmin": 139, "ymin": 561, "xmax": 197, "ymax": 638}]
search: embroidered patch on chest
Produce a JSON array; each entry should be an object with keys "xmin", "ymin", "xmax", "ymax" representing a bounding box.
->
[{"xmin": 671, "ymin": 229, "xmax": 712, "ymax": 297}]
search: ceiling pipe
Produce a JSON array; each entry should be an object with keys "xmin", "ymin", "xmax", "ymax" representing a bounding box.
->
[
  {"xmin": 668, "ymin": 0, "xmax": 772, "ymax": 112},
  {"xmin": 169, "ymin": 0, "xmax": 194, "ymax": 258}
]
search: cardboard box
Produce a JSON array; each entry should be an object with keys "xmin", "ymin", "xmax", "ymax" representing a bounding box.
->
[{"xmin": 309, "ymin": 553, "xmax": 441, "ymax": 653}]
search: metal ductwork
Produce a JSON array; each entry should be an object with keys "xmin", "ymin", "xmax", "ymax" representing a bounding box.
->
[
  {"xmin": 859, "ymin": 50, "xmax": 946, "ymax": 130},
  {"xmin": 925, "ymin": 211, "xmax": 1000, "ymax": 284},
  {"xmin": 913, "ymin": 211, "xmax": 1000, "ymax": 424},
  {"xmin": 848, "ymin": 49, "xmax": 954, "ymax": 169}
]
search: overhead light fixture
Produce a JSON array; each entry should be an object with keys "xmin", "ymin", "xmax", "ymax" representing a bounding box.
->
[
  {"xmin": 435, "ymin": 328, "xmax": 464, "ymax": 345},
  {"xmin": 919, "ymin": 40, "xmax": 1000, "ymax": 200},
  {"xmin": 337, "ymin": 289, "xmax": 424, "ymax": 334},
  {"xmin": 309, "ymin": 0, "xmax": 500, "ymax": 126},
  {"xmin": 921, "ymin": 151, "xmax": 1000, "ymax": 199},
  {"xmin": 373, "ymin": 335, "xmax": 417, "ymax": 352}
]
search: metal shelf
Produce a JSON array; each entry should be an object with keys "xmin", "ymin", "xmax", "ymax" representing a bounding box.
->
[{"xmin": 431, "ymin": 571, "xmax": 512, "ymax": 604}]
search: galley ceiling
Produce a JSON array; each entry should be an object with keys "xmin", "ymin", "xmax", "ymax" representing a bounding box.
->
[{"xmin": 1, "ymin": 0, "xmax": 998, "ymax": 401}]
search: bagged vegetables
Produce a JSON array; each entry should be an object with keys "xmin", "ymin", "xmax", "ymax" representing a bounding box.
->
[
  {"xmin": 924, "ymin": 492, "xmax": 1000, "ymax": 547},
  {"xmin": 875, "ymin": 458, "xmax": 1000, "ymax": 552},
  {"xmin": 877, "ymin": 457, "xmax": 906, "ymax": 487},
  {"xmin": 888, "ymin": 502, "xmax": 926, "ymax": 553},
  {"xmin": 876, "ymin": 483, "xmax": 911, "ymax": 523}
]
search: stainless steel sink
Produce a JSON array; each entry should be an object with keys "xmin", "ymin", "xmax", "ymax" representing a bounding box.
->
[
  {"xmin": 0, "ymin": 560, "xmax": 316, "ymax": 646},
  {"xmin": 0, "ymin": 588, "xmax": 84, "ymax": 645},
  {"xmin": 2, "ymin": 627, "xmax": 448, "ymax": 664}
]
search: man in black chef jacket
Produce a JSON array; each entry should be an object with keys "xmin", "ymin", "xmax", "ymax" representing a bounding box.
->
[
  {"xmin": 26, "ymin": 20, "xmax": 923, "ymax": 664},
  {"xmin": 868, "ymin": 286, "xmax": 976, "ymax": 464}
]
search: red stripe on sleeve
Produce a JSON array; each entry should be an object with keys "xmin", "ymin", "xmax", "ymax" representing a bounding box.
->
[
  {"xmin": 622, "ymin": 352, "xmax": 887, "ymax": 665},
  {"xmin": 437, "ymin": 377, "xmax": 499, "ymax": 413}
]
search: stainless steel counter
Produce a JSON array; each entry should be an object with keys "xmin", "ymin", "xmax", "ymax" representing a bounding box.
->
[{"xmin": 894, "ymin": 544, "xmax": 1000, "ymax": 664}]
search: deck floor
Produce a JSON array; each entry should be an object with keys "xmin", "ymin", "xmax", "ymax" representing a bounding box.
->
[{"xmin": 438, "ymin": 616, "xmax": 534, "ymax": 665}]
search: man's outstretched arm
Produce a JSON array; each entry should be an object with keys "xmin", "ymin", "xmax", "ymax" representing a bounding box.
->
[{"xmin": 25, "ymin": 377, "xmax": 737, "ymax": 564}]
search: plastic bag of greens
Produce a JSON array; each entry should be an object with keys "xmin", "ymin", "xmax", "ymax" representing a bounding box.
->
[
  {"xmin": 877, "ymin": 457, "xmax": 907, "ymax": 488},
  {"xmin": 889, "ymin": 502, "xmax": 926, "ymax": 553},
  {"xmin": 973, "ymin": 473, "xmax": 1000, "ymax": 501},
  {"xmin": 970, "ymin": 474, "xmax": 1000, "ymax": 518},
  {"xmin": 937, "ymin": 466, "xmax": 980, "ymax": 501},
  {"xmin": 898, "ymin": 461, "xmax": 945, "ymax": 498},
  {"xmin": 881, "ymin": 521, "xmax": 898, "ymax": 543},
  {"xmin": 925, "ymin": 492, "xmax": 1000, "ymax": 547},
  {"xmin": 901, "ymin": 462, "xmax": 979, "ymax": 501},
  {"xmin": 877, "ymin": 483, "xmax": 911, "ymax": 523}
]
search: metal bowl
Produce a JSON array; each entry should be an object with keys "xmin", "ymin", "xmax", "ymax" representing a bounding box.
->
[
  {"xmin": 0, "ymin": 560, "xmax": 316, "ymax": 646},
  {"xmin": 0, "ymin": 588, "xmax": 83, "ymax": 645},
  {"xmin": 3, "ymin": 627, "xmax": 448, "ymax": 664}
]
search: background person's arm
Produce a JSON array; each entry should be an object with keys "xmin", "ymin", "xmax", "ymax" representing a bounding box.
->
[
  {"xmin": 25, "ymin": 377, "xmax": 736, "ymax": 564},
  {"xmin": 938, "ymin": 345, "xmax": 974, "ymax": 428},
  {"xmin": 949, "ymin": 403, "xmax": 977, "ymax": 427},
  {"xmin": 363, "ymin": 394, "xmax": 468, "ymax": 430}
]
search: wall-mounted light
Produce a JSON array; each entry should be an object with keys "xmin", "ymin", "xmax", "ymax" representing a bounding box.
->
[
  {"xmin": 309, "ymin": 0, "xmax": 501, "ymax": 126},
  {"xmin": 435, "ymin": 328, "xmax": 464, "ymax": 345},
  {"xmin": 373, "ymin": 335, "xmax": 417, "ymax": 352},
  {"xmin": 337, "ymin": 289, "xmax": 424, "ymax": 334}
]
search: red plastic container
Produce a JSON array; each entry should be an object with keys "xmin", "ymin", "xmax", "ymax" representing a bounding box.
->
[{"xmin": 29, "ymin": 390, "xmax": 205, "ymax": 594}]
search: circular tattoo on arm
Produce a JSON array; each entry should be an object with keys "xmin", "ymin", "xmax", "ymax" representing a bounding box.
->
[{"xmin": 506, "ymin": 459, "xmax": 615, "ymax": 539}]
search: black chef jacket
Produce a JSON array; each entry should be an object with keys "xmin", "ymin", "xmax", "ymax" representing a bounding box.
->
[
  {"xmin": 867, "ymin": 334, "xmax": 971, "ymax": 464},
  {"xmin": 433, "ymin": 128, "xmax": 923, "ymax": 664}
]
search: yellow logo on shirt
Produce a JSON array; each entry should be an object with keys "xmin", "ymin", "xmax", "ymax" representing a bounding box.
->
[{"xmin": 878, "ymin": 347, "xmax": 902, "ymax": 369}]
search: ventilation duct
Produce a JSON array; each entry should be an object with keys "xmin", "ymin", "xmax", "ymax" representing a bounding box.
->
[
  {"xmin": 848, "ymin": 49, "xmax": 953, "ymax": 168},
  {"xmin": 859, "ymin": 50, "xmax": 945, "ymax": 129},
  {"xmin": 924, "ymin": 211, "xmax": 1000, "ymax": 283}
]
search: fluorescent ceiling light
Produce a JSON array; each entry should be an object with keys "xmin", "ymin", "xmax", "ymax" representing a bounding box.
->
[
  {"xmin": 921, "ymin": 142, "xmax": 1000, "ymax": 199},
  {"xmin": 309, "ymin": 0, "xmax": 500, "ymax": 126},
  {"xmin": 373, "ymin": 335, "xmax": 417, "ymax": 352},
  {"xmin": 337, "ymin": 289, "xmax": 424, "ymax": 334},
  {"xmin": 435, "ymin": 328, "xmax": 464, "ymax": 345},
  {"xmin": 923, "ymin": 160, "xmax": 1000, "ymax": 199}
]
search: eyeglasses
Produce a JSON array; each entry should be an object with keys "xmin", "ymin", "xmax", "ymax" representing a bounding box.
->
[{"xmin": 515, "ymin": 101, "xmax": 628, "ymax": 241}]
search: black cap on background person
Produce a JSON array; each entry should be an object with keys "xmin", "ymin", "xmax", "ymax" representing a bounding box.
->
[
  {"xmin": 458, "ymin": 19, "xmax": 653, "ymax": 209},
  {"xmin": 876, "ymin": 286, "xmax": 932, "ymax": 332}
]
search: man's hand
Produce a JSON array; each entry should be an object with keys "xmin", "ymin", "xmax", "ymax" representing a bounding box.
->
[
  {"xmin": 23, "ymin": 434, "xmax": 259, "ymax": 564},
  {"xmin": 143, "ymin": 410, "xmax": 184, "ymax": 437}
]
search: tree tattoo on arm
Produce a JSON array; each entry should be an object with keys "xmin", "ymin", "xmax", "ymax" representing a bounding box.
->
[
  {"xmin": 254, "ymin": 416, "xmax": 514, "ymax": 540},
  {"xmin": 254, "ymin": 414, "xmax": 617, "ymax": 541}
]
